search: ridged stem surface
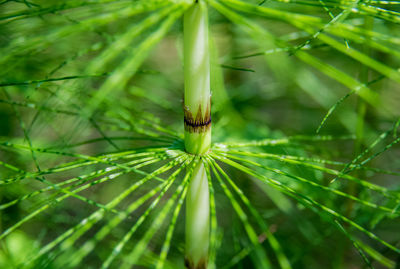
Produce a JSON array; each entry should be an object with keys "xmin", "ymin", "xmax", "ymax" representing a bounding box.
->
[{"xmin": 184, "ymin": 2, "xmax": 211, "ymax": 268}]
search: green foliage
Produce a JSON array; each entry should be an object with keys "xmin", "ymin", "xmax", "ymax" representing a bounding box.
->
[{"xmin": 0, "ymin": 0, "xmax": 399, "ymax": 268}]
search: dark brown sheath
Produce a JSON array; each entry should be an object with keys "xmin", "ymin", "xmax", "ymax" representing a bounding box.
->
[
  {"xmin": 185, "ymin": 257, "xmax": 207, "ymax": 269},
  {"xmin": 183, "ymin": 99, "xmax": 211, "ymax": 133}
]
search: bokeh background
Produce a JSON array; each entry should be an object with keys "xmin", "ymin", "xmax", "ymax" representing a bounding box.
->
[{"xmin": 1, "ymin": 0, "xmax": 400, "ymax": 268}]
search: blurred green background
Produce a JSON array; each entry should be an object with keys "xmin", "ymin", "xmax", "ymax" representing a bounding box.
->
[{"xmin": 0, "ymin": 0, "xmax": 400, "ymax": 268}]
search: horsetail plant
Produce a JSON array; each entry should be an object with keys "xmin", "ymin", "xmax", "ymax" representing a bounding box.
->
[
  {"xmin": 183, "ymin": 2, "xmax": 211, "ymax": 268},
  {"xmin": 1, "ymin": 0, "xmax": 400, "ymax": 268}
]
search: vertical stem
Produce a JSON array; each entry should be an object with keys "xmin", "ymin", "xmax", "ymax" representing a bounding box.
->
[
  {"xmin": 184, "ymin": 1, "xmax": 211, "ymax": 268},
  {"xmin": 184, "ymin": 0, "xmax": 211, "ymax": 155},
  {"xmin": 185, "ymin": 162, "xmax": 210, "ymax": 269}
]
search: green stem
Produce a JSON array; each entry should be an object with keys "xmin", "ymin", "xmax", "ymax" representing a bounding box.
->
[
  {"xmin": 184, "ymin": 0, "xmax": 211, "ymax": 155},
  {"xmin": 184, "ymin": 1, "xmax": 211, "ymax": 268},
  {"xmin": 185, "ymin": 161, "xmax": 210, "ymax": 269}
]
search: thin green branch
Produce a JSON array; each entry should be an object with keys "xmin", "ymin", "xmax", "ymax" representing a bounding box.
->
[
  {"xmin": 206, "ymin": 156, "xmax": 272, "ymax": 269},
  {"xmin": 208, "ymin": 156, "xmax": 291, "ymax": 269},
  {"xmin": 212, "ymin": 154, "xmax": 400, "ymax": 254}
]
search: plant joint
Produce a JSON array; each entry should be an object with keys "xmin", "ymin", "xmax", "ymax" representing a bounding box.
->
[{"xmin": 184, "ymin": 98, "xmax": 211, "ymax": 133}]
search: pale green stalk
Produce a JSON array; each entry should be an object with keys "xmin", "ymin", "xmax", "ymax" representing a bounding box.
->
[
  {"xmin": 183, "ymin": 1, "xmax": 211, "ymax": 268},
  {"xmin": 185, "ymin": 161, "xmax": 210, "ymax": 269},
  {"xmin": 184, "ymin": 0, "xmax": 211, "ymax": 155}
]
